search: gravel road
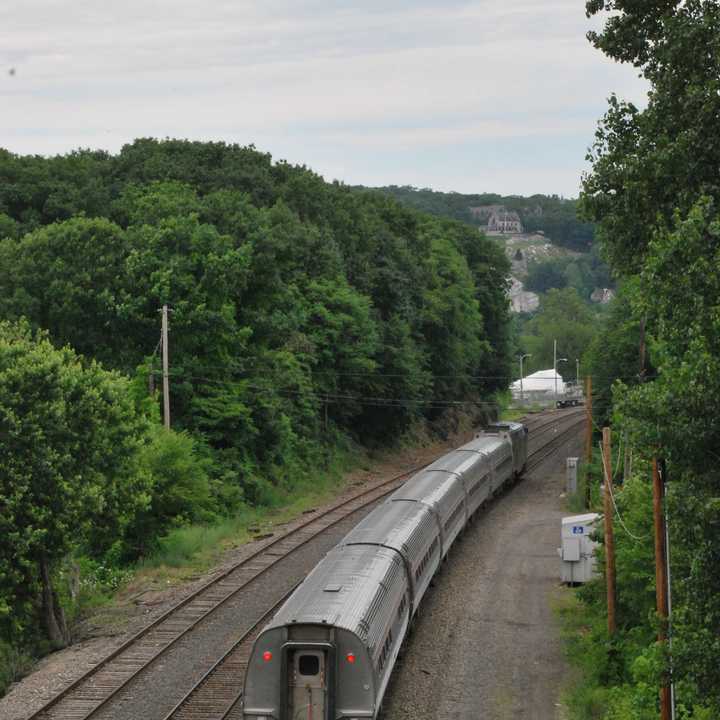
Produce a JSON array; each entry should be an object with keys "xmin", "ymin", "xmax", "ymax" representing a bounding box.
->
[{"xmin": 382, "ymin": 428, "xmax": 583, "ymax": 720}]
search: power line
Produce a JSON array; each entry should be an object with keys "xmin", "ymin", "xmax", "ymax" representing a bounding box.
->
[{"xmin": 599, "ymin": 440, "xmax": 648, "ymax": 543}]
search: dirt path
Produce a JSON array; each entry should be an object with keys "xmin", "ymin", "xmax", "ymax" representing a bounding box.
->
[{"xmin": 382, "ymin": 428, "xmax": 583, "ymax": 720}]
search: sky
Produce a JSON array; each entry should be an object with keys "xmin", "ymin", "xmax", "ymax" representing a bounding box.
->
[{"xmin": 0, "ymin": 1, "xmax": 648, "ymax": 197}]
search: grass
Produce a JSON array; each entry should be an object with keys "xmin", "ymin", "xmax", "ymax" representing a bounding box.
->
[
  {"xmin": 553, "ymin": 588, "xmax": 610, "ymax": 720},
  {"xmin": 0, "ymin": 640, "xmax": 34, "ymax": 698},
  {"xmin": 129, "ymin": 448, "xmax": 359, "ymax": 589},
  {"xmin": 495, "ymin": 389, "xmax": 547, "ymax": 422}
]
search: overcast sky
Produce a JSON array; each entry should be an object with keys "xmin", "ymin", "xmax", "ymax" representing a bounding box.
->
[{"xmin": 1, "ymin": 1, "xmax": 647, "ymax": 197}]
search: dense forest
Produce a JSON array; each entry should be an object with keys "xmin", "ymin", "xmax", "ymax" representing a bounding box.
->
[
  {"xmin": 0, "ymin": 139, "xmax": 512, "ymax": 671},
  {"xmin": 364, "ymin": 185, "xmax": 595, "ymax": 251},
  {"xmin": 564, "ymin": 2, "xmax": 720, "ymax": 718}
]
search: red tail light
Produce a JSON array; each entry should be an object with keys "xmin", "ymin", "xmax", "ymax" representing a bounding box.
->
[
  {"xmin": 346, "ymin": 652, "xmax": 356, "ymax": 663},
  {"xmin": 262, "ymin": 650, "xmax": 273, "ymax": 662}
]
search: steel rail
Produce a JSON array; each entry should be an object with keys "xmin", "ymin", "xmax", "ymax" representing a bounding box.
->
[
  {"xmin": 525, "ymin": 416, "xmax": 586, "ymax": 474},
  {"xmin": 160, "ymin": 588, "xmax": 298, "ymax": 720},
  {"xmin": 29, "ymin": 447, "xmax": 459, "ymax": 719},
  {"xmin": 29, "ymin": 407, "xmax": 581, "ymax": 720},
  {"xmin": 161, "ymin": 411, "xmax": 587, "ymax": 720}
]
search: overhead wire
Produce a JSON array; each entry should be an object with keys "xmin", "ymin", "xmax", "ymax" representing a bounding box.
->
[{"xmin": 599, "ymin": 440, "xmax": 647, "ymax": 543}]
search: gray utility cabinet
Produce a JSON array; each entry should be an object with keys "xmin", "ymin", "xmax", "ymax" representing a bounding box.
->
[{"xmin": 558, "ymin": 513, "xmax": 599, "ymax": 584}]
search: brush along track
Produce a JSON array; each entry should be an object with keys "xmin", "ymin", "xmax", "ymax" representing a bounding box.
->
[
  {"xmin": 27, "ymin": 446, "xmax": 474, "ymax": 719},
  {"xmin": 158, "ymin": 411, "xmax": 587, "ymax": 720},
  {"xmin": 28, "ymin": 407, "xmax": 583, "ymax": 720}
]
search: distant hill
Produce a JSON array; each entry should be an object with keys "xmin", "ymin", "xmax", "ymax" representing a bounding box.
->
[{"xmin": 359, "ymin": 186, "xmax": 594, "ymax": 252}]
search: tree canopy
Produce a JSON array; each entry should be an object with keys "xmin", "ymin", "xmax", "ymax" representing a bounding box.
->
[
  {"xmin": 579, "ymin": 1, "xmax": 720, "ymax": 714},
  {"xmin": 0, "ymin": 322, "xmax": 150, "ymax": 646}
]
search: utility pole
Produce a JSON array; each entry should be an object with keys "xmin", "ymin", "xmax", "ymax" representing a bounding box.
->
[
  {"xmin": 519, "ymin": 353, "xmax": 531, "ymax": 405},
  {"xmin": 584, "ymin": 376, "xmax": 593, "ymax": 508},
  {"xmin": 602, "ymin": 427, "xmax": 616, "ymax": 635},
  {"xmin": 653, "ymin": 458, "xmax": 672, "ymax": 720},
  {"xmin": 161, "ymin": 304, "xmax": 170, "ymax": 430},
  {"xmin": 585, "ymin": 376, "xmax": 593, "ymax": 464},
  {"xmin": 553, "ymin": 339, "xmax": 557, "ymax": 405},
  {"xmin": 575, "ymin": 358, "xmax": 580, "ymax": 386}
]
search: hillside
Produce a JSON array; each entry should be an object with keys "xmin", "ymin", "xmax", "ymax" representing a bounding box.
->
[
  {"xmin": 0, "ymin": 139, "xmax": 516, "ymax": 672},
  {"xmin": 361, "ymin": 186, "xmax": 595, "ymax": 252},
  {"xmin": 359, "ymin": 185, "xmax": 611, "ymax": 314}
]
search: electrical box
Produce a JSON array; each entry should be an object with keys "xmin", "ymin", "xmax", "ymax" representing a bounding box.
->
[{"xmin": 558, "ymin": 513, "xmax": 599, "ymax": 584}]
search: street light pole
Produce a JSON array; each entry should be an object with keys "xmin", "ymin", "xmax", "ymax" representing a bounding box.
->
[
  {"xmin": 519, "ymin": 353, "xmax": 532, "ymax": 404},
  {"xmin": 554, "ymin": 344, "xmax": 567, "ymax": 407},
  {"xmin": 553, "ymin": 339, "xmax": 557, "ymax": 401},
  {"xmin": 576, "ymin": 358, "xmax": 580, "ymax": 387}
]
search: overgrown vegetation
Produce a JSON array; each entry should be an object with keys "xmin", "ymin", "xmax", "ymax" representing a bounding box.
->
[
  {"xmin": 0, "ymin": 139, "xmax": 512, "ymax": 692},
  {"xmin": 524, "ymin": 250, "xmax": 612, "ymax": 300},
  {"xmin": 514, "ymin": 287, "xmax": 599, "ymax": 380},
  {"xmin": 367, "ymin": 186, "xmax": 595, "ymax": 251},
  {"xmin": 560, "ymin": 2, "xmax": 720, "ymax": 716}
]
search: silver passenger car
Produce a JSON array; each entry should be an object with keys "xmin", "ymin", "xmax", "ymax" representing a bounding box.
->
[
  {"xmin": 342, "ymin": 498, "xmax": 441, "ymax": 613},
  {"xmin": 424, "ymin": 447, "xmax": 493, "ymax": 516},
  {"xmin": 243, "ymin": 544, "xmax": 408, "ymax": 720},
  {"xmin": 389, "ymin": 470, "xmax": 466, "ymax": 558},
  {"xmin": 242, "ymin": 421, "xmax": 529, "ymax": 720}
]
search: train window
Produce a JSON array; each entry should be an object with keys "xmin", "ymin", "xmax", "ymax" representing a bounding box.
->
[
  {"xmin": 298, "ymin": 654, "xmax": 320, "ymax": 676},
  {"xmin": 398, "ymin": 595, "xmax": 406, "ymax": 618}
]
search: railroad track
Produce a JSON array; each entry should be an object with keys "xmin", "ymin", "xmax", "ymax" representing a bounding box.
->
[
  {"xmin": 28, "ymin": 407, "xmax": 585, "ymax": 720},
  {"xmin": 525, "ymin": 411, "xmax": 585, "ymax": 473},
  {"xmin": 27, "ymin": 441, "xmax": 469, "ymax": 720},
  {"xmin": 158, "ymin": 410, "xmax": 588, "ymax": 720}
]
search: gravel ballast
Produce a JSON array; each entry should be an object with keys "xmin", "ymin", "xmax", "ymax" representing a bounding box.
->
[{"xmin": 382, "ymin": 428, "xmax": 583, "ymax": 720}]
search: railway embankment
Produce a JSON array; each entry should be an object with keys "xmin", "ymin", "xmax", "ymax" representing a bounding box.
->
[{"xmin": 0, "ymin": 423, "xmax": 486, "ymax": 720}]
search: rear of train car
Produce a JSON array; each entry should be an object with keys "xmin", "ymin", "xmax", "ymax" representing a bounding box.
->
[{"xmin": 242, "ymin": 543, "xmax": 409, "ymax": 720}]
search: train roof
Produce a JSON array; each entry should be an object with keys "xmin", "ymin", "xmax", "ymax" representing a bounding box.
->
[
  {"xmin": 264, "ymin": 544, "xmax": 405, "ymax": 646},
  {"xmin": 341, "ymin": 498, "xmax": 436, "ymax": 562},
  {"xmin": 458, "ymin": 433, "xmax": 508, "ymax": 455},
  {"xmin": 424, "ymin": 448, "xmax": 489, "ymax": 476},
  {"xmin": 389, "ymin": 469, "xmax": 463, "ymax": 507},
  {"xmin": 486, "ymin": 421, "xmax": 525, "ymax": 433}
]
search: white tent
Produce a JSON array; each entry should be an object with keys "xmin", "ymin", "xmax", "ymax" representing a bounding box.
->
[{"xmin": 510, "ymin": 368, "xmax": 566, "ymax": 402}]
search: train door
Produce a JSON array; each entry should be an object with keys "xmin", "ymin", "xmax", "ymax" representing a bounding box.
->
[{"xmin": 287, "ymin": 649, "xmax": 327, "ymax": 720}]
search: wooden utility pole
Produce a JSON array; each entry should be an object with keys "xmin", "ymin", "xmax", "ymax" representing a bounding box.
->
[
  {"xmin": 602, "ymin": 427, "xmax": 616, "ymax": 635},
  {"xmin": 653, "ymin": 458, "xmax": 671, "ymax": 720},
  {"xmin": 161, "ymin": 304, "xmax": 170, "ymax": 430}
]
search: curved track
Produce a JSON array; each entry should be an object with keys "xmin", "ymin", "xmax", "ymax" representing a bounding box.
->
[
  {"xmin": 29, "ymin": 449, "xmax": 457, "ymax": 719},
  {"xmin": 29, "ymin": 407, "xmax": 584, "ymax": 720},
  {"xmin": 160, "ymin": 409, "xmax": 586, "ymax": 720}
]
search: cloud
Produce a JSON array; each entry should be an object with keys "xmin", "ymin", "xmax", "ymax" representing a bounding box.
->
[{"xmin": 0, "ymin": 0, "xmax": 647, "ymax": 196}]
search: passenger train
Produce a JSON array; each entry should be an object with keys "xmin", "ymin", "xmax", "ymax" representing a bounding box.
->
[{"xmin": 242, "ymin": 421, "xmax": 528, "ymax": 720}]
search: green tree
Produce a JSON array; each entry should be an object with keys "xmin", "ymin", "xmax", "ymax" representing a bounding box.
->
[
  {"xmin": 124, "ymin": 425, "xmax": 213, "ymax": 558},
  {"xmin": 521, "ymin": 288, "xmax": 596, "ymax": 376},
  {"xmin": 582, "ymin": 0, "xmax": 720, "ymax": 272},
  {"xmin": 525, "ymin": 258, "xmax": 568, "ymax": 294},
  {"xmin": 0, "ymin": 217, "xmax": 134, "ymax": 369},
  {"xmin": 581, "ymin": 2, "xmax": 720, "ymax": 713},
  {"xmin": 583, "ymin": 283, "xmax": 646, "ymax": 427},
  {"xmin": 0, "ymin": 322, "xmax": 150, "ymax": 647}
]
